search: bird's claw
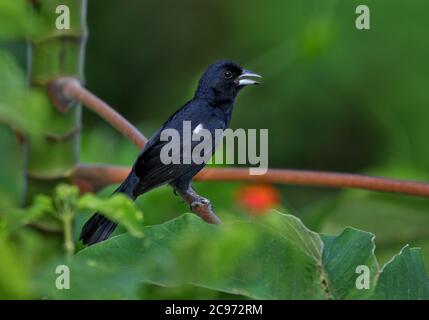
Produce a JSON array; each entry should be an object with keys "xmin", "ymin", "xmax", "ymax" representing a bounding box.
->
[{"xmin": 190, "ymin": 198, "xmax": 211, "ymax": 210}]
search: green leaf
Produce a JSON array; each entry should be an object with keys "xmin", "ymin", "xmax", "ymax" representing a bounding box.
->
[
  {"xmin": 48, "ymin": 212, "xmax": 329, "ymax": 299},
  {"xmin": 374, "ymin": 246, "xmax": 429, "ymax": 299},
  {"xmin": 38, "ymin": 212, "xmax": 353, "ymax": 299},
  {"xmin": 321, "ymin": 228, "xmax": 378, "ymax": 299},
  {"xmin": 0, "ymin": 239, "xmax": 31, "ymax": 299},
  {"xmin": 78, "ymin": 193, "xmax": 144, "ymax": 238},
  {"xmin": 0, "ymin": 194, "xmax": 53, "ymax": 237},
  {"xmin": 0, "ymin": 0, "xmax": 31, "ymax": 40},
  {"xmin": 317, "ymin": 190, "xmax": 429, "ymax": 270},
  {"xmin": 0, "ymin": 51, "xmax": 50, "ymax": 137},
  {"xmin": 34, "ymin": 210, "xmax": 429, "ymax": 300}
]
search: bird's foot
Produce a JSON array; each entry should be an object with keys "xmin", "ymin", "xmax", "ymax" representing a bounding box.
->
[
  {"xmin": 174, "ymin": 186, "xmax": 222, "ymax": 225},
  {"xmin": 190, "ymin": 198, "xmax": 221, "ymax": 225},
  {"xmin": 190, "ymin": 197, "xmax": 211, "ymax": 211}
]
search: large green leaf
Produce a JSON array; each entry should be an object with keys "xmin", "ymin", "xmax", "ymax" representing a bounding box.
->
[
  {"xmin": 39, "ymin": 212, "xmax": 323, "ymax": 299},
  {"xmin": 375, "ymin": 246, "xmax": 429, "ymax": 299},
  {"xmin": 78, "ymin": 193, "xmax": 145, "ymax": 238},
  {"xmin": 0, "ymin": 51, "xmax": 50, "ymax": 137},
  {"xmin": 321, "ymin": 228, "xmax": 378, "ymax": 299},
  {"xmin": 34, "ymin": 210, "xmax": 429, "ymax": 300},
  {"xmin": 0, "ymin": 194, "xmax": 53, "ymax": 238},
  {"xmin": 0, "ymin": 239, "xmax": 31, "ymax": 299},
  {"xmin": 0, "ymin": 0, "xmax": 31, "ymax": 40},
  {"xmin": 316, "ymin": 189, "xmax": 429, "ymax": 270}
]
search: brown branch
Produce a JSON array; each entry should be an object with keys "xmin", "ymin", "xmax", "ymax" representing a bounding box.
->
[
  {"xmin": 73, "ymin": 164, "xmax": 222, "ymax": 223},
  {"xmin": 72, "ymin": 164, "xmax": 131, "ymax": 193},
  {"xmin": 48, "ymin": 77, "xmax": 147, "ymax": 149},
  {"xmin": 49, "ymin": 77, "xmax": 429, "ymax": 199},
  {"xmin": 175, "ymin": 187, "xmax": 222, "ymax": 224},
  {"xmin": 73, "ymin": 164, "xmax": 429, "ymax": 198},
  {"xmin": 196, "ymin": 168, "xmax": 429, "ymax": 197}
]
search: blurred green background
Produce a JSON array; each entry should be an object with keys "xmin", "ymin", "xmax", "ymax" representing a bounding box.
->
[{"xmin": 1, "ymin": 0, "xmax": 429, "ymax": 299}]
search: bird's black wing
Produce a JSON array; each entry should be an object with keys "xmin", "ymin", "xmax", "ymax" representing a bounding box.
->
[{"xmin": 131, "ymin": 100, "xmax": 219, "ymax": 194}]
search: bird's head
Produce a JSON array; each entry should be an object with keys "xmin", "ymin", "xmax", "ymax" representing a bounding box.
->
[{"xmin": 195, "ymin": 60, "xmax": 261, "ymax": 103}]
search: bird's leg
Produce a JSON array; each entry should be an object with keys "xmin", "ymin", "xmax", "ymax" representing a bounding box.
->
[{"xmin": 175, "ymin": 186, "xmax": 222, "ymax": 225}]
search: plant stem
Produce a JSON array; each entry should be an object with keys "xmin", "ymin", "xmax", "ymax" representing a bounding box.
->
[
  {"xmin": 62, "ymin": 212, "xmax": 75, "ymax": 259},
  {"xmin": 26, "ymin": 0, "xmax": 87, "ymax": 203}
]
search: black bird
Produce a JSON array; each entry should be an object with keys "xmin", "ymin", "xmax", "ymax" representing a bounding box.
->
[{"xmin": 80, "ymin": 60, "xmax": 261, "ymax": 245}]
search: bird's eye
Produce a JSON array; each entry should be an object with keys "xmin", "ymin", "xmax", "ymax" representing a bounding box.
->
[{"xmin": 224, "ymin": 71, "xmax": 233, "ymax": 79}]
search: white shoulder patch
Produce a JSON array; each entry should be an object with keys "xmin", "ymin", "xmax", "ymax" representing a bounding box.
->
[{"xmin": 193, "ymin": 123, "xmax": 204, "ymax": 134}]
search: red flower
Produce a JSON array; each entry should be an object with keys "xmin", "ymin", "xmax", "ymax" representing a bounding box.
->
[{"xmin": 236, "ymin": 184, "xmax": 280, "ymax": 215}]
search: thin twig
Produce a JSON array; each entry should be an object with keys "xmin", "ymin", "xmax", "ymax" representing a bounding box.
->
[
  {"xmin": 72, "ymin": 164, "xmax": 222, "ymax": 223},
  {"xmin": 175, "ymin": 187, "xmax": 222, "ymax": 224},
  {"xmin": 73, "ymin": 164, "xmax": 429, "ymax": 198},
  {"xmin": 72, "ymin": 163, "xmax": 131, "ymax": 193},
  {"xmin": 196, "ymin": 168, "xmax": 429, "ymax": 197},
  {"xmin": 50, "ymin": 77, "xmax": 429, "ymax": 199},
  {"xmin": 49, "ymin": 77, "xmax": 147, "ymax": 149}
]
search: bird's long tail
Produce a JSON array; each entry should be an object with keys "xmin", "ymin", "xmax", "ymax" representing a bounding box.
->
[{"xmin": 79, "ymin": 171, "xmax": 139, "ymax": 246}]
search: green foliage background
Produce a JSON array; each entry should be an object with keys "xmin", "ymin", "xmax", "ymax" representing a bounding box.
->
[{"xmin": 1, "ymin": 0, "xmax": 429, "ymax": 299}]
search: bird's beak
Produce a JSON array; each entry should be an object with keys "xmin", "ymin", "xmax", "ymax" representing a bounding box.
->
[{"xmin": 237, "ymin": 69, "xmax": 262, "ymax": 86}]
